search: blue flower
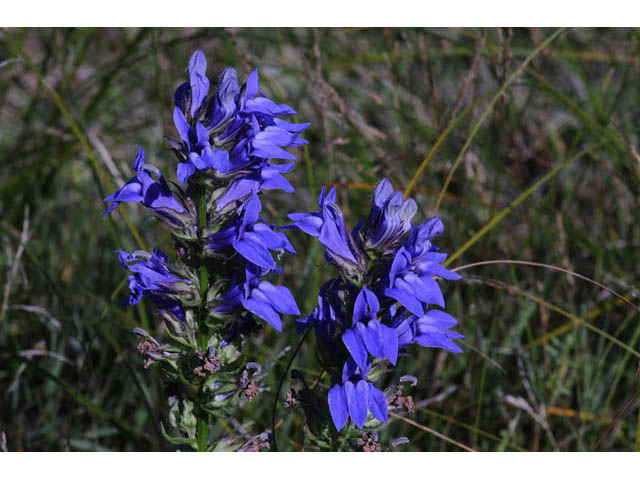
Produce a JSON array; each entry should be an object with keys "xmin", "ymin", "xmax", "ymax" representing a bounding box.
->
[
  {"xmin": 216, "ymin": 162, "xmax": 295, "ymax": 211},
  {"xmin": 392, "ymin": 308, "xmax": 464, "ymax": 353},
  {"xmin": 328, "ymin": 358, "xmax": 387, "ymax": 431},
  {"xmin": 207, "ymin": 192, "xmax": 295, "ymax": 270},
  {"xmin": 384, "ymin": 217, "xmax": 461, "ymax": 317},
  {"xmin": 187, "ymin": 50, "xmax": 210, "ymax": 117},
  {"xmin": 116, "ymin": 249, "xmax": 191, "ymax": 319},
  {"xmin": 173, "ymin": 107, "xmax": 229, "ymax": 184},
  {"xmin": 288, "ymin": 186, "xmax": 360, "ymax": 268},
  {"xmin": 359, "ymin": 178, "xmax": 417, "ymax": 255},
  {"xmin": 102, "ymin": 147, "xmax": 187, "ymax": 223},
  {"xmin": 173, "ymin": 50, "xmax": 210, "ymax": 119},
  {"xmin": 216, "ymin": 265, "xmax": 300, "ymax": 331},
  {"xmin": 342, "ymin": 287, "xmax": 398, "ymax": 370}
]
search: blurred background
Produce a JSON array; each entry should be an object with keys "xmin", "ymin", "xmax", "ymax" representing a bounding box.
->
[{"xmin": 0, "ymin": 27, "xmax": 639, "ymax": 451}]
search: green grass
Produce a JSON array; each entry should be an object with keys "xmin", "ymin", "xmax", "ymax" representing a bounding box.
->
[{"xmin": 1, "ymin": 27, "xmax": 639, "ymax": 451}]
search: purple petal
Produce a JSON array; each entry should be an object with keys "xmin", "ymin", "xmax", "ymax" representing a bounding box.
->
[
  {"xmin": 328, "ymin": 384, "xmax": 348, "ymax": 431},
  {"xmin": 368, "ymin": 385, "xmax": 388, "ymax": 423},
  {"xmin": 259, "ymin": 168, "xmax": 294, "ymax": 192},
  {"xmin": 216, "ymin": 178, "xmax": 256, "ymax": 210},
  {"xmin": 188, "ymin": 50, "xmax": 210, "ymax": 116},
  {"xmin": 244, "ymin": 97, "xmax": 296, "ymax": 116},
  {"xmin": 415, "ymin": 261, "xmax": 462, "ymax": 280},
  {"xmin": 403, "ymin": 273, "xmax": 445, "ymax": 307},
  {"xmin": 244, "ymin": 68, "xmax": 260, "ymax": 100},
  {"xmin": 195, "ymin": 122, "xmax": 210, "ymax": 148},
  {"xmin": 257, "ymin": 281, "xmax": 300, "ymax": 315},
  {"xmin": 173, "ymin": 107, "xmax": 192, "ymax": 148},
  {"xmin": 232, "ymin": 237, "xmax": 275, "ymax": 270},
  {"xmin": 133, "ymin": 146, "xmax": 145, "ymax": 171},
  {"xmin": 287, "ymin": 212, "xmax": 322, "ymax": 237},
  {"xmin": 359, "ymin": 320, "xmax": 385, "ymax": 359},
  {"xmin": 251, "ymin": 224, "xmax": 296, "ymax": 253},
  {"xmin": 373, "ymin": 178, "xmax": 393, "ymax": 208},
  {"xmin": 353, "ymin": 287, "xmax": 380, "ymax": 323},
  {"xmin": 273, "ymin": 118, "xmax": 311, "ymax": 133},
  {"xmin": 177, "ymin": 161, "xmax": 196, "ymax": 185},
  {"xmin": 342, "ymin": 328, "xmax": 369, "ymax": 370},
  {"xmin": 241, "ymin": 296, "xmax": 282, "ymax": 331},
  {"xmin": 345, "ymin": 380, "xmax": 369, "ymax": 429},
  {"xmin": 241, "ymin": 192, "xmax": 261, "ymax": 228},
  {"xmin": 381, "ymin": 325, "xmax": 399, "ymax": 365},
  {"xmin": 422, "ymin": 309, "xmax": 458, "ymax": 329},
  {"xmin": 384, "ymin": 286, "xmax": 424, "ymax": 317},
  {"xmin": 416, "ymin": 330, "xmax": 463, "ymax": 353},
  {"xmin": 319, "ymin": 203, "xmax": 357, "ymax": 263}
]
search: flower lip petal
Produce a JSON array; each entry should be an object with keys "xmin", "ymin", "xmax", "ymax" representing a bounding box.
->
[
  {"xmin": 360, "ymin": 320, "xmax": 385, "ymax": 359},
  {"xmin": 232, "ymin": 236, "xmax": 275, "ymax": 270},
  {"xmin": 345, "ymin": 379, "xmax": 369, "ymax": 429},
  {"xmin": 328, "ymin": 384, "xmax": 349, "ymax": 431},
  {"xmin": 241, "ymin": 296, "xmax": 282, "ymax": 331},
  {"xmin": 342, "ymin": 327, "xmax": 369, "ymax": 371},
  {"xmin": 256, "ymin": 281, "xmax": 300, "ymax": 316},
  {"xmin": 368, "ymin": 384, "xmax": 388, "ymax": 423},
  {"xmin": 173, "ymin": 107, "xmax": 192, "ymax": 149}
]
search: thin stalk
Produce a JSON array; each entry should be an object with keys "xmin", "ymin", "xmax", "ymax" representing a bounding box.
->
[
  {"xmin": 196, "ymin": 191, "xmax": 210, "ymax": 452},
  {"xmin": 389, "ymin": 412, "xmax": 475, "ymax": 452}
]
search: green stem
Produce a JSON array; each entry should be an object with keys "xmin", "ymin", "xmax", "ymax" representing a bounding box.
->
[{"xmin": 196, "ymin": 189, "xmax": 210, "ymax": 452}]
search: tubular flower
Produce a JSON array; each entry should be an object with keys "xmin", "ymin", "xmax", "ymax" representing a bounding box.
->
[
  {"xmin": 359, "ymin": 178, "xmax": 417, "ymax": 255},
  {"xmin": 103, "ymin": 147, "xmax": 187, "ymax": 225},
  {"xmin": 215, "ymin": 265, "xmax": 300, "ymax": 331},
  {"xmin": 116, "ymin": 249, "xmax": 192, "ymax": 320},
  {"xmin": 288, "ymin": 186, "xmax": 360, "ymax": 270},
  {"xmin": 207, "ymin": 192, "xmax": 295, "ymax": 270},
  {"xmin": 328, "ymin": 359, "xmax": 388, "ymax": 430}
]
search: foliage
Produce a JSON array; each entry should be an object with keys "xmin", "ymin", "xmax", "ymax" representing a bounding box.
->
[{"xmin": 1, "ymin": 27, "xmax": 639, "ymax": 451}]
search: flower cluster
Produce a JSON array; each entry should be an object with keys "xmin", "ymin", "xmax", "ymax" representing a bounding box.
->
[
  {"xmin": 105, "ymin": 50, "xmax": 306, "ymax": 335},
  {"xmin": 103, "ymin": 50, "xmax": 307, "ymax": 449},
  {"xmin": 289, "ymin": 179, "xmax": 462, "ymax": 431}
]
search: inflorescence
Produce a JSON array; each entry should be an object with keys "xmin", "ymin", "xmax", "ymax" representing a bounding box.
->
[
  {"xmin": 103, "ymin": 49, "xmax": 463, "ymax": 450},
  {"xmin": 103, "ymin": 50, "xmax": 308, "ymax": 450},
  {"xmin": 289, "ymin": 179, "xmax": 463, "ymax": 431}
]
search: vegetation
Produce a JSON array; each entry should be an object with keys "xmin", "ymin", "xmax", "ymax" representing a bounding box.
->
[{"xmin": 1, "ymin": 27, "xmax": 639, "ymax": 451}]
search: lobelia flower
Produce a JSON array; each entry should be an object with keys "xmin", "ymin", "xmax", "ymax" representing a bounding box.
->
[
  {"xmin": 102, "ymin": 147, "xmax": 187, "ymax": 225},
  {"xmin": 384, "ymin": 217, "xmax": 461, "ymax": 318},
  {"xmin": 288, "ymin": 186, "xmax": 360, "ymax": 270},
  {"xmin": 358, "ymin": 178, "xmax": 417, "ymax": 255},
  {"xmin": 104, "ymin": 49, "xmax": 309, "ymax": 449},
  {"xmin": 215, "ymin": 264, "xmax": 300, "ymax": 331},
  {"xmin": 173, "ymin": 107, "xmax": 230, "ymax": 184},
  {"xmin": 328, "ymin": 358, "xmax": 388, "ymax": 430},
  {"xmin": 391, "ymin": 307, "xmax": 464, "ymax": 353},
  {"xmin": 116, "ymin": 249, "xmax": 192, "ymax": 320},
  {"xmin": 207, "ymin": 192, "xmax": 296, "ymax": 270},
  {"xmin": 341, "ymin": 287, "xmax": 398, "ymax": 370}
]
